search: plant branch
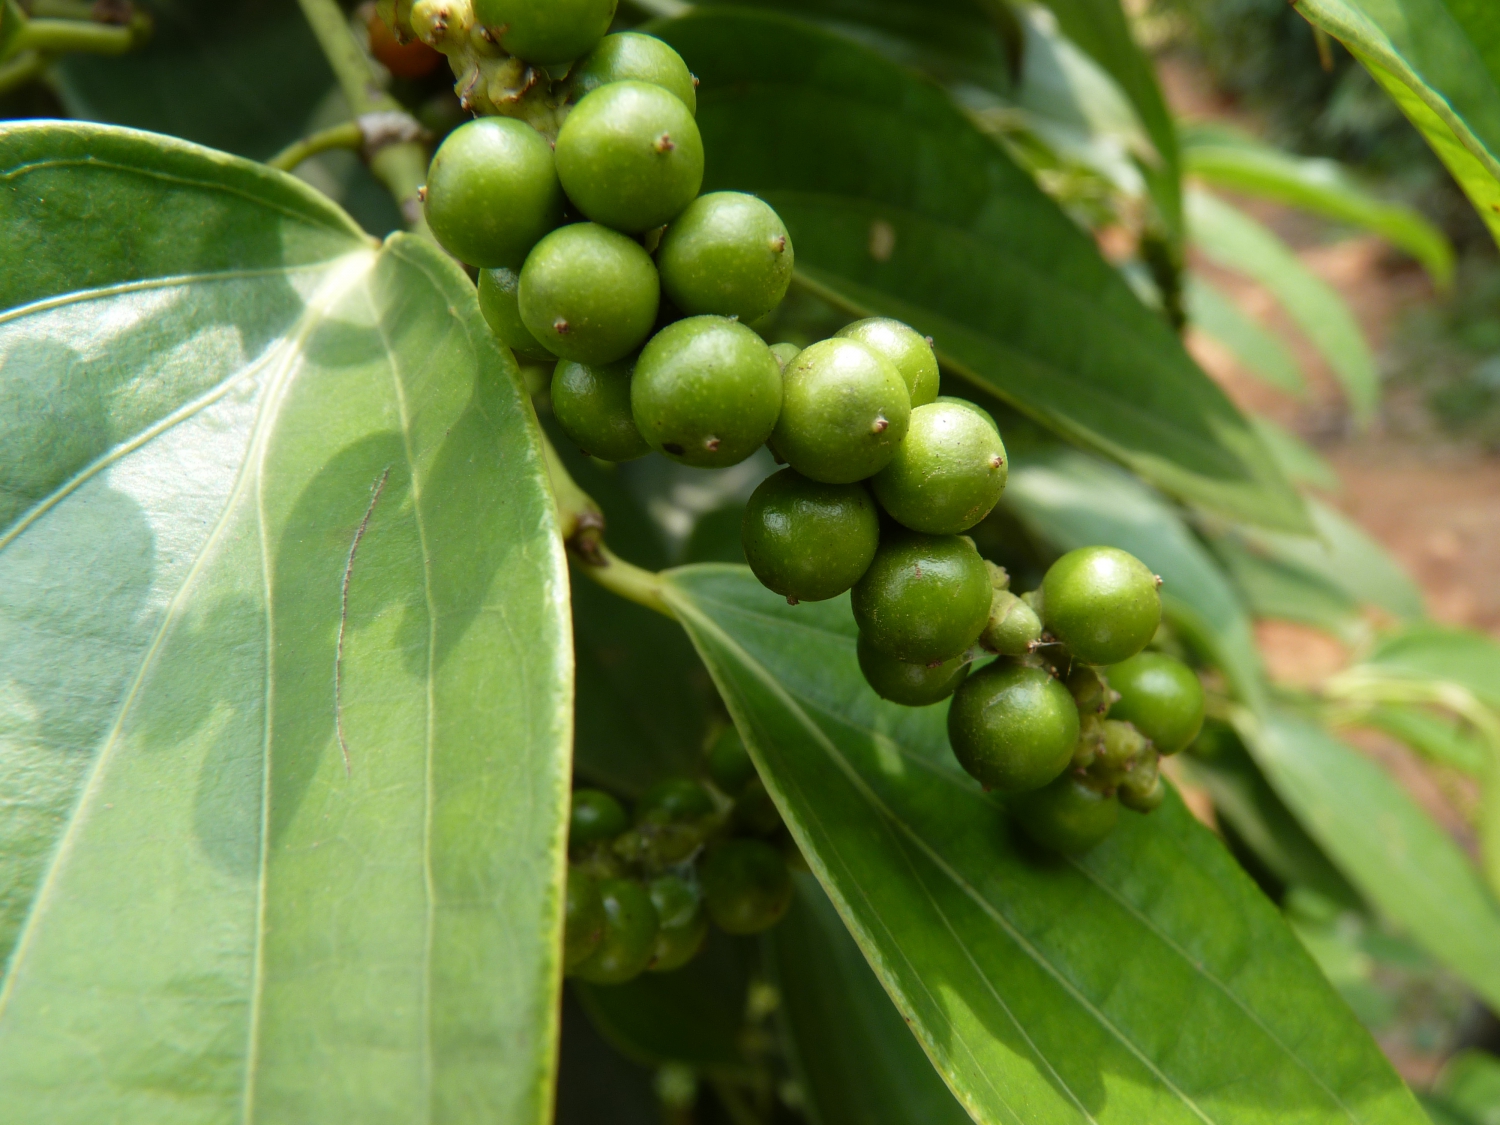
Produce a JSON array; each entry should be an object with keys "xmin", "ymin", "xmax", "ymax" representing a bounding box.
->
[
  {"xmin": 293, "ymin": 0, "xmax": 431, "ymax": 234},
  {"xmin": 0, "ymin": 50, "xmax": 45, "ymax": 97},
  {"xmin": 537, "ymin": 429, "xmax": 673, "ymax": 618},
  {"xmin": 267, "ymin": 121, "xmax": 363, "ymax": 172},
  {"xmin": 14, "ymin": 17, "xmax": 138, "ymax": 56}
]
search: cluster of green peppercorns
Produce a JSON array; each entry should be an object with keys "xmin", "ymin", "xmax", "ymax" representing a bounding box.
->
[
  {"xmin": 391, "ymin": 0, "xmax": 1205, "ymax": 868},
  {"xmin": 566, "ymin": 728, "xmax": 796, "ymax": 985}
]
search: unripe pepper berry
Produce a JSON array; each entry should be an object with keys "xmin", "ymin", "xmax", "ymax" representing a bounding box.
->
[
  {"xmin": 741, "ymin": 469, "xmax": 880, "ymax": 602},
  {"xmin": 567, "ymin": 31, "xmax": 697, "ymax": 114},
  {"xmin": 851, "ymin": 532, "xmax": 991, "ymax": 664},
  {"xmin": 707, "ymin": 725, "xmax": 756, "ymax": 795},
  {"xmin": 473, "ymin": 0, "xmax": 617, "ymax": 66},
  {"xmin": 478, "ymin": 267, "xmax": 555, "ymax": 363},
  {"xmin": 935, "ymin": 395, "xmax": 998, "ymax": 434},
  {"xmin": 701, "ymin": 839, "xmax": 792, "ymax": 935},
  {"xmin": 616, "ymin": 777, "xmax": 716, "ymax": 867},
  {"xmin": 1008, "ymin": 774, "xmax": 1120, "ymax": 855},
  {"xmin": 1041, "ymin": 546, "xmax": 1161, "ymax": 666},
  {"xmin": 555, "ymin": 82, "xmax": 704, "ymax": 233},
  {"xmin": 948, "ymin": 660, "xmax": 1079, "ymax": 792},
  {"xmin": 1103, "ymin": 652, "xmax": 1204, "ymax": 755},
  {"xmin": 552, "ymin": 356, "xmax": 651, "ymax": 462},
  {"xmin": 519, "ymin": 223, "xmax": 660, "ymax": 365},
  {"xmin": 870, "ymin": 401, "xmax": 1007, "ymax": 534},
  {"xmin": 570, "ymin": 788, "xmax": 628, "ymax": 850},
  {"xmin": 657, "ymin": 192, "xmax": 794, "ymax": 323},
  {"xmin": 571, "ymin": 877, "xmax": 660, "ymax": 984},
  {"xmin": 980, "ymin": 589, "xmax": 1042, "ymax": 656},
  {"xmin": 631, "ymin": 316, "xmax": 782, "ymax": 468},
  {"xmin": 424, "ymin": 117, "xmax": 563, "ymax": 269},
  {"xmin": 1118, "ymin": 749, "xmax": 1164, "ymax": 813},
  {"xmin": 856, "ymin": 633, "xmax": 969, "ymax": 707},
  {"xmin": 563, "ymin": 868, "xmax": 606, "ymax": 973},
  {"xmin": 646, "ymin": 874, "xmax": 709, "ymax": 972},
  {"xmin": 837, "ymin": 318, "xmax": 940, "ymax": 407},
  {"xmin": 772, "ymin": 338, "xmax": 911, "ymax": 484}
]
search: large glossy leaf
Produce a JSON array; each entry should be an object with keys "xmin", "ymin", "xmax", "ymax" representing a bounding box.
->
[
  {"xmin": 661, "ymin": 564, "xmax": 1424, "ymax": 1125},
  {"xmin": 657, "ymin": 8, "xmax": 1310, "ymax": 533},
  {"xmin": 1001, "ymin": 445, "xmax": 1265, "ymax": 706},
  {"xmin": 1188, "ymin": 189, "xmax": 1379, "ymax": 424},
  {"xmin": 1236, "ymin": 710, "xmax": 1500, "ymax": 1012},
  {"xmin": 1296, "ymin": 0, "xmax": 1500, "ymax": 248},
  {"xmin": 1363, "ymin": 624, "xmax": 1500, "ymax": 708},
  {"xmin": 1182, "ymin": 124, "xmax": 1454, "ymax": 285},
  {"xmin": 767, "ymin": 873, "xmax": 975, "ymax": 1125},
  {"xmin": 0, "ymin": 122, "xmax": 572, "ymax": 1122}
]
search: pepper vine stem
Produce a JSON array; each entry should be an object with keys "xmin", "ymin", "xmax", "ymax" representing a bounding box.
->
[
  {"xmin": 537, "ymin": 429, "xmax": 673, "ymax": 619},
  {"xmin": 292, "ymin": 0, "xmax": 432, "ymax": 235},
  {"xmin": 267, "ymin": 121, "xmax": 364, "ymax": 172}
]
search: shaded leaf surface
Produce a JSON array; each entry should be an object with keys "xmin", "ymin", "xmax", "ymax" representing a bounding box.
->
[
  {"xmin": 662, "ymin": 564, "xmax": 1423, "ymax": 1125},
  {"xmin": 657, "ymin": 8, "xmax": 1307, "ymax": 532},
  {"xmin": 0, "ymin": 122, "xmax": 571, "ymax": 1123},
  {"xmin": 1238, "ymin": 710, "xmax": 1500, "ymax": 1012},
  {"xmin": 768, "ymin": 873, "xmax": 974, "ymax": 1125}
]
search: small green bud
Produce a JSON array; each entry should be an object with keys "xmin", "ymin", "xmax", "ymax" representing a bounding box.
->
[{"xmin": 980, "ymin": 589, "xmax": 1042, "ymax": 656}]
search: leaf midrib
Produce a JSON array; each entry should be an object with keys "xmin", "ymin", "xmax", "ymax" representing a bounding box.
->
[{"xmin": 669, "ymin": 578, "xmax": 1370, "ymax": 1123}]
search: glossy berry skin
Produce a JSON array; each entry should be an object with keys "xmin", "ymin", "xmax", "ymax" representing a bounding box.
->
[
  {"xmin": 555, "ymin": 82, "xmax": 704, "ymax": 233},
  {"xmin": 568, "ymin": 31, "xmax": 697, "ymax": 114},
  {"xmin": 1041, "ymin": 546, "xmax": 1161, "ymax": 666},
  {"xmin": 701, "ymin": 839, "xmax": 792, "ymax": 935},
  {"xmin": 769, "ymin": 342, "xmax": 800, "ymax": 370},
  {"xmin": 478, "ymin": 268, "xmax": 554, "ymax": 362},
  {"xmin": 1009, "ymin": 774, "xmax": 1120, "ymax": 855},
  {"xmin": 947, "ymin": 661, "xmax": 1079, "ymax": 792},
  {"xmin": 658, "ymin": 193, "xmax": 794, "ymax": 323},
  {"xmin": 871, "ymin": 401, "xmax": 1007, "ymax": 534},
  {"xmin": 636, "ymin": 777, "xmax": 715, "ymax": 824},
  {"xmin": 837, "ymin": 318, "xmax": 940, "ymax": 407},
  {"xmin": 519, "ymin": 223, "xmax": 660, "ymax": 364},
  {"xmin": 851, "ymin": 532, "xmax": 992, "ymax": 664},
  {"xmin": 772, "ymin": 338, "xmax": 911, "ymax": 484},
  {"xmin": 1105, "ymin": 652, "xmax": 1204, "ymax": 755},
  {"xmin": 474, "ymin": 0, "xmax": 617, "ymax": 65},
  {"xmin": 563, "ymin": 868, "xmax": 606, "ymax": 973},
  {"xmin": 741, "ymin": 469, "xmax": 879, "ymax": 602},
  {"xmin": 552, "ymin": 357, "xmax": 650, "ymax": 462},
  {"xmin": 424, "ymin": 118, "xmax": 563, "ymax": 268},
  {"xmin": 647, "ymin": 875, "xmax": 709, "ymax": 972},
  {"xmin": 935, "ymin": 395, "xmax": 998, "ymax": 433},
  {"xmin": 571, "ymin": 878, "xmax": 660, "ymax": 984},
  {"xmin": 631, "ymin": 316, "xmax": 782, "ymax": 468},
  {"xmin": 980, "ymin": 590, "xmax": 1042, "ymax": 656},
  {"xmin": 857, "ymin": 633, "xmax": 969, "ymax": 707},
  {"xmin": 707, "ymin": 725, "xmax": 756, "ymax": 794},
  {"xmin": 570, "ymin": 788, "xmax": 628, "ymax": 849}
]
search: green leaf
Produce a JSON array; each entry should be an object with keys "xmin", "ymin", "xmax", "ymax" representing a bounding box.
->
[
  {"xmin": 661, "ymin": 565, "xmax": 1424, "ymax": 1125},
  {"xmin": 0, "ymin": 122, "xmax": 571, "ymax": 1122},
  {"xmin": 1185, "ymin": 275, "xmax": 1307, "ymax": 397},
  {"xmin": 1295, "ymin": 0, "xmax": 1500, "ymax": 250},
  {"xmin": 1429, "ymin": 1050, "xmax": 1500, "ymax": 1125},
  {"xmin": 54, "ymin": 0, "xmax": 335, "ymax": 161},
  {"xmin": 1033, "ymin": 0, "xmax": 1184, "ymax": 242},
  {"xmin": 1176, "ymin": 729, "xmax": 1361, "ymax": 909},
  {"xmin": 1364, "ymin": 624, "xmax": 1500, "ymax": 709},
  {"xmin": 556, "ymin": 990, "xmax": 661, "ymax": 1125},
  {"xmin": 1188, "ymin": 188, "xmax": 1379, "ymax": 424},
  {"xmin": 1182, "ymin": 124, "xmax": 1455, "ymax": 286},
  {"xmin": 1208, "ymin": 535, "xmax": 1366, "ymax": 642},
  {"xmin": 1351, "ymin": 705, "xmax": 1490, "ymax": 775},
  {"xmin": 693, "ymin": 0, "xmax": 1021, "ymax": 98},
  {"xmin": 767, "ymin": 873, "xmax": 973, "ymax": 1125},
  {"xmin": 1249, "ymin": 416, "xmax": 1340, "ymax": 493},
  {"xmin": 1000, "ymin": 445, "xmax": 1265, "ymax": 706},
  {"xmin": 657, "ymin": 8, "xmax": 1310, "ymax": 533},
  {"xmin": 1237, "ymin": 710, "xmax": 1500, "ymax": 1012}
]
